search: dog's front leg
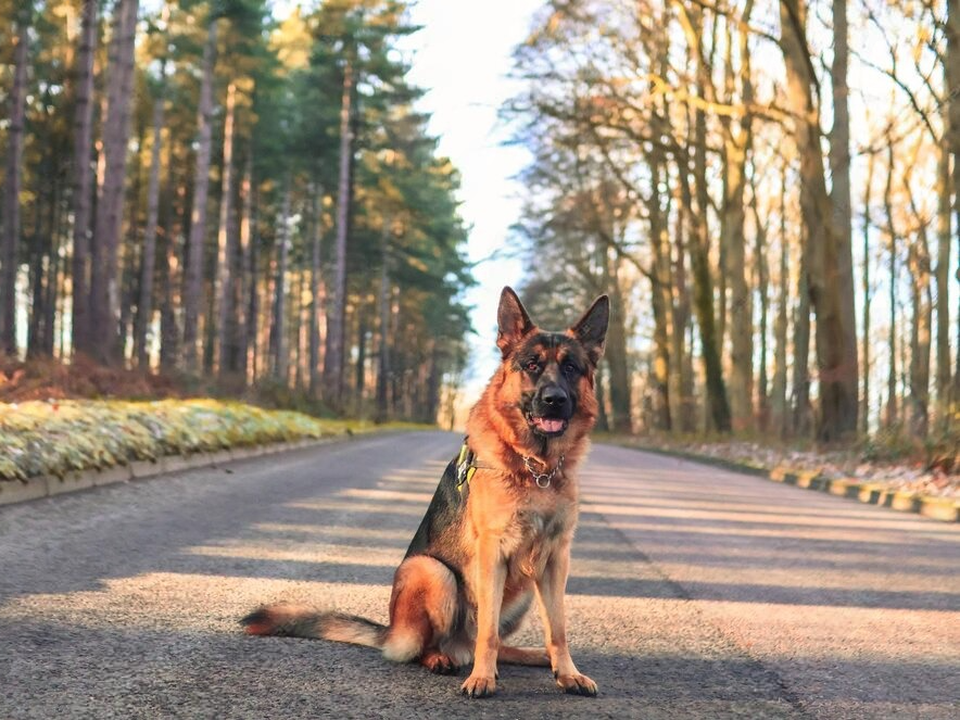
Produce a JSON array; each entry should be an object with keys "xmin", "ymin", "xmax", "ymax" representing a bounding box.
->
[
  {"xmin": 461, "ymin": 536, "xmax": 506, "ymax": 698},
  {"xmin": 535, "ymin": 542, "xmax": 598, "ymax": 696}
]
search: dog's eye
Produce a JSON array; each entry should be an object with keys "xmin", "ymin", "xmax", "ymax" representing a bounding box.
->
[
  {"xmin": 563, "ymin": 362, "xmax": 579, "ymax": 376},
  {"xmin": 525, "ymin": 360, "xmax": 540, "ymax": 373}
]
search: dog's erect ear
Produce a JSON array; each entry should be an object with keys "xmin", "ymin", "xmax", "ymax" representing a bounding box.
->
[
  {"xmin": 571, "ymin": 295, "xmax": 609, "ymax": 365},
  {"xmin": 497, "ymin": 287, "xmax": 535, "ymax": 357}
]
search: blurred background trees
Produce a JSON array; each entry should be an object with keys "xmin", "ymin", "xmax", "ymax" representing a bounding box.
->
[
  {"xmin": 0, "ymin": 0, "xmax": 472, "ymax": 422},
  {"xmin": 504, "ymin": 0, "xmax": 958, "ymax": 444},
  {"xmin": 0, "ymin": 0, "xmax": 956, "ymax": 444}
]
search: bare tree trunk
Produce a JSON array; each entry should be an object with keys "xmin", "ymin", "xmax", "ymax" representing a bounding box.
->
[
  {"xmin": 309, "ymin": 182, "xmax": 324, "ymax": 397},
  {"xmin": 648, "ymin": 15, "xmax": 681, "ymax": 433},
  {"xmin": 237, "ymin": 153, "xmax": 253, "ymax": 383},
  {"xmin": 721, "ymin": 1, "xmax": 755, "ymax": 432},
  {"xmin": 135, "ymin": 51, "xmax": 168, "ymax": 370},
  {"xmin": 389, "ymin": 287, "xmax": 401, "ymax": 416},
  {"xmin": 828, "ymin": 0, "xmax": 860, "ymax": 436},
  {"xmin": 907, "ymin": 229, "xmax": 933, "ymax": 438},
  {"xmin": 678, "ymin": 155, "xmax": 731, "ymax": 432},
  {"xmin": 159, "ymin": 170, "xmax": 183, "ymax": 372},
  {"xmin": 182, "ymin": 17, "xmax": 218, "ymax": 374},
  {"xmin": 293, "ymin": 266, "xmax": 305, "ymax": 389},
  {"xmin": 354, "ymin": 307, "xmax": 367, "ymax": 413},
  {"xmin": 948, "ymin": 0, "xmax": 960, "ymax": 408},
  {"xmin": 237, "ymin": 155, "xmax": 257, "ymax": 383},
  {"xmin": 269, "ymin": 182, "xmax": 292, "ymax": 381},
  {"xmin": 780, "ymin": 0, "xmax": 858, "ymax": 441},
  {"xmin": 424, "ymin": 345, "xmax": 443, "ymax": 423},
  {"xmin": 605, "ymin": 252, "xmax": 633, "ymax": 433},
  {"xmin": 158, "ymin": 232, "xmax": 178, "ymax": 372},
  {"xmin": 647, "ymin": 260, "xmax": 672, "ymax": 433},
  {"xmin": 792, "ymin": 246, "xmax": 812, "ymax": 437},
  {"xmin": 933, "ymin": 141, "xmax": 952, "ymax": 425},
  {"xmin": 70, "ymin": 0, "xmax": 98, "ymax": 357},
  {"xmin": 752, "ymin": 189, "xmax": 769, "ymax": 431},
  {"xmin": 376, "ymin": 220, "xmax": 391, "ymax": 422},
  {"xmin": 595, "ymin": 362, "xmax": 609, "ymax": 432},
  {"xmin": 883, "ymin": 141, "xmax": 898, "ymax": 428},
  {"xmin": 324, "ymin": 56, "xmax": 355, "ymax": 410},
  {"xmin": 44, "ymin": 183, "xmax": 64, "ymax": 357},
  {"xmin": 247, "ymin": 176, "xmax": 262, "ymax": 382},
  {"xmin": 1, "ymin": 14, "xmax": 30, "ymax": 355},
  {"xmin": 900, "ymin": 297, "xmax": 909, "ymax": 419},
  {"xmin": 647, "ymin": 153, "xmax": 672, "ymax": 432},
  {"xmin": 90, "ymin": 0, "xmax": 139, "ymax": 364},
  {"xmin": 724, "ymin": 148, "xmax": 753, "ymax": 432},
  {"xmin": 904, "ymin": 143, "xmax": 933, "ymax": 438},
  {"xmin": 215, "ymin": 82, "xmax": 238, "ymax": 378},
  {"xmin": 771, "ymin": 164, "xmax": 790, "ymax": 438},
  {"xmin": 682, "ymin": 7, "xmax": 731, "ymax": 433},
  {"xmin": 886, "ymin": 261, "xmax": 898, "ymax": 427},
  {"xmin": 27, "ymin": 246, "xmax": 44, "ymax": 358},
  {"xmin": 119, "ymin": 115, "xmax": 146, "ymax": 364},
  {"xmin": 861, "ymin": 152, "xmax": 875, "ymax": 434},
  {"xmin": 688, "ymin": 12, "xmax": 731, "ymax": 433},
  {"xmin": 670, "ymin": 186, "xmax": 696, "ymax": 433},
  {"xmin": 202, "ymin": 267, "xmax": 215, "ymax": 374},
  {"xmin": 27, "ymin": 176, "xmax": 51, "ymax": 358}
]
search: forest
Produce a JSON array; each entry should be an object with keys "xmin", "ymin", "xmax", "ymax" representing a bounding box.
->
[
  {"xmin": 0, "ymin": 0, "xmax": 473, "ymax": 423},
  {"xmin": 0, "ymin": 0, "xmax": 958, "ymax": 449},
  {"xmin": 506, "ymin": 0, "xmax": 959, "ymax": 445}
]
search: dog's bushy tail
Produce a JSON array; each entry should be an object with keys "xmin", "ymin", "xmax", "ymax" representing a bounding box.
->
[{"xmin": 241, "ymin": 604, "xmax": 387, "ymax": 649}]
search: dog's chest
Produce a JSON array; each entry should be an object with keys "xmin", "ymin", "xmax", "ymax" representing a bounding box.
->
[
  {"xmin": 500, "ymin": 498, "xmax": 573, "ymax": 576},
  {"xmin": 515, "ymin": 506, "xmax": 564, "ymax": 540}
]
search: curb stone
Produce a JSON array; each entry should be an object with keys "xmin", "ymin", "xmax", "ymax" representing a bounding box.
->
[
  {"xmin": 0, "ymin": 435, "xmax": 345, "ymax": 509},
  {"xmin": 609, "ymin": 442, "xmax": 959, "ymax": 523}
]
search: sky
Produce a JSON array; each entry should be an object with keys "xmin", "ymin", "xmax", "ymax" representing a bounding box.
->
[{"xmin": 398, "ymin": 0, "xmax": 544, "ymax": 404}]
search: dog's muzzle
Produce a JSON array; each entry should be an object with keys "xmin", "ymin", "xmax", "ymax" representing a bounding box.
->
[{"xmin": 529, "ymin": 385, "xmax": 572, "ymax": 435}]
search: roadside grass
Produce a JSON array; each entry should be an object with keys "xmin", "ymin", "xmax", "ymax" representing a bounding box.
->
[{"xmin": 0, "ymin": 399, "xmax": 427, "ymax": 482}]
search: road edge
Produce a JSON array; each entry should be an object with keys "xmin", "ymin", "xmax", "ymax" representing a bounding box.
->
[
  {"xmin": 0, "ymin": 435, "xmax": 353, "ymax": 509},
  {"xmin": 603, "ymin": 442, "xmax": 960, "ymax": 523}
]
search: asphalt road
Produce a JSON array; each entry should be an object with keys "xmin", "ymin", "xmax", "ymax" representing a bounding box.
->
[{"xmin": 0, "ymin": 431, "xmax": 957, "ymax": 719}]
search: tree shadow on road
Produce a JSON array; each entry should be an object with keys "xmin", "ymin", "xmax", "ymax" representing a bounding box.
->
[{"xmin": 1, "ymin": 438, "xmax": 959, "ymax": 718}]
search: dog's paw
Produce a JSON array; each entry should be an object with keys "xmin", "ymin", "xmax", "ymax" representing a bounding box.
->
[
  {"xmin": 460, "ymin": 674, "xmax": 497, "ymax": 698},
  {"xmin": 422, "ymin": 651, "xmax": 459, "ymax": 675},
  {"xmin": 555, "ymin": 673, "xmax": 598, "ymax": 697}
]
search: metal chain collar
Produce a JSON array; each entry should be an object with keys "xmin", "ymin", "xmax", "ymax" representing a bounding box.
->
[{"xmin": 522, "ymin": 454, "xmax": 564, "ymax": 489}]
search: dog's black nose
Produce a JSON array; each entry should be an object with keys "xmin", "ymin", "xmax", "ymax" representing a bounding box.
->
[{"xmin": 540, "ymin": 386, "xmax": 568, "ymax": 406}]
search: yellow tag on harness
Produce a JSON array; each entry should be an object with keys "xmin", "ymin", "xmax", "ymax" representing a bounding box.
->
[
  {"xmin": 459, "ymin": 466, "xmax": 476, "ymax": 494},
  {"xmin": 456, "ymin": 441, "xmax": 477, "ymax": 493}
]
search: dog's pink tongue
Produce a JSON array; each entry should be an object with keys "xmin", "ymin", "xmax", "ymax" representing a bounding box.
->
[{"xmin": 535, "ymin": 418, "xmax": 564, "ymax": 433}]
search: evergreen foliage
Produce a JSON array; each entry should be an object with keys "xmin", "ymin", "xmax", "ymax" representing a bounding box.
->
[{"xmin": 0, "ymin": 0, "xmax": 472, "ymax": 423}]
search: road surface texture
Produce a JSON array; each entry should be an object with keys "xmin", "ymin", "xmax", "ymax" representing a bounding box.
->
[{"xmin": 0, "ymin": 431, "xmax": 956, "ymax": 719}]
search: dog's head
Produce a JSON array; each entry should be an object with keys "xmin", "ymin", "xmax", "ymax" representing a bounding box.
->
[{"xmin": 496, "ymin": 287, "xmax": 609, "ymax": 441}]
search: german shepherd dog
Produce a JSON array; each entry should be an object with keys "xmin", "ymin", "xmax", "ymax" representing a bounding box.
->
[{"xmin": 243, "ymin": 287, "xmax": 608, "ymax": 698}]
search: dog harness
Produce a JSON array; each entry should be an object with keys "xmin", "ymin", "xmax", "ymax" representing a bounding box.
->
[
  {"xmin": 455, "ymin": 440, "xmax": 479, "ymax": 494},
  {"xmin": 455, "ymin": 438, "xmax": 564, "ymax": 491}
]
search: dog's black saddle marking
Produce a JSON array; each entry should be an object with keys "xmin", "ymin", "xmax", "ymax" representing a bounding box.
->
[{"xmin": 404, "ymin": 440, "xmax": 476, "ymax": 563}]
